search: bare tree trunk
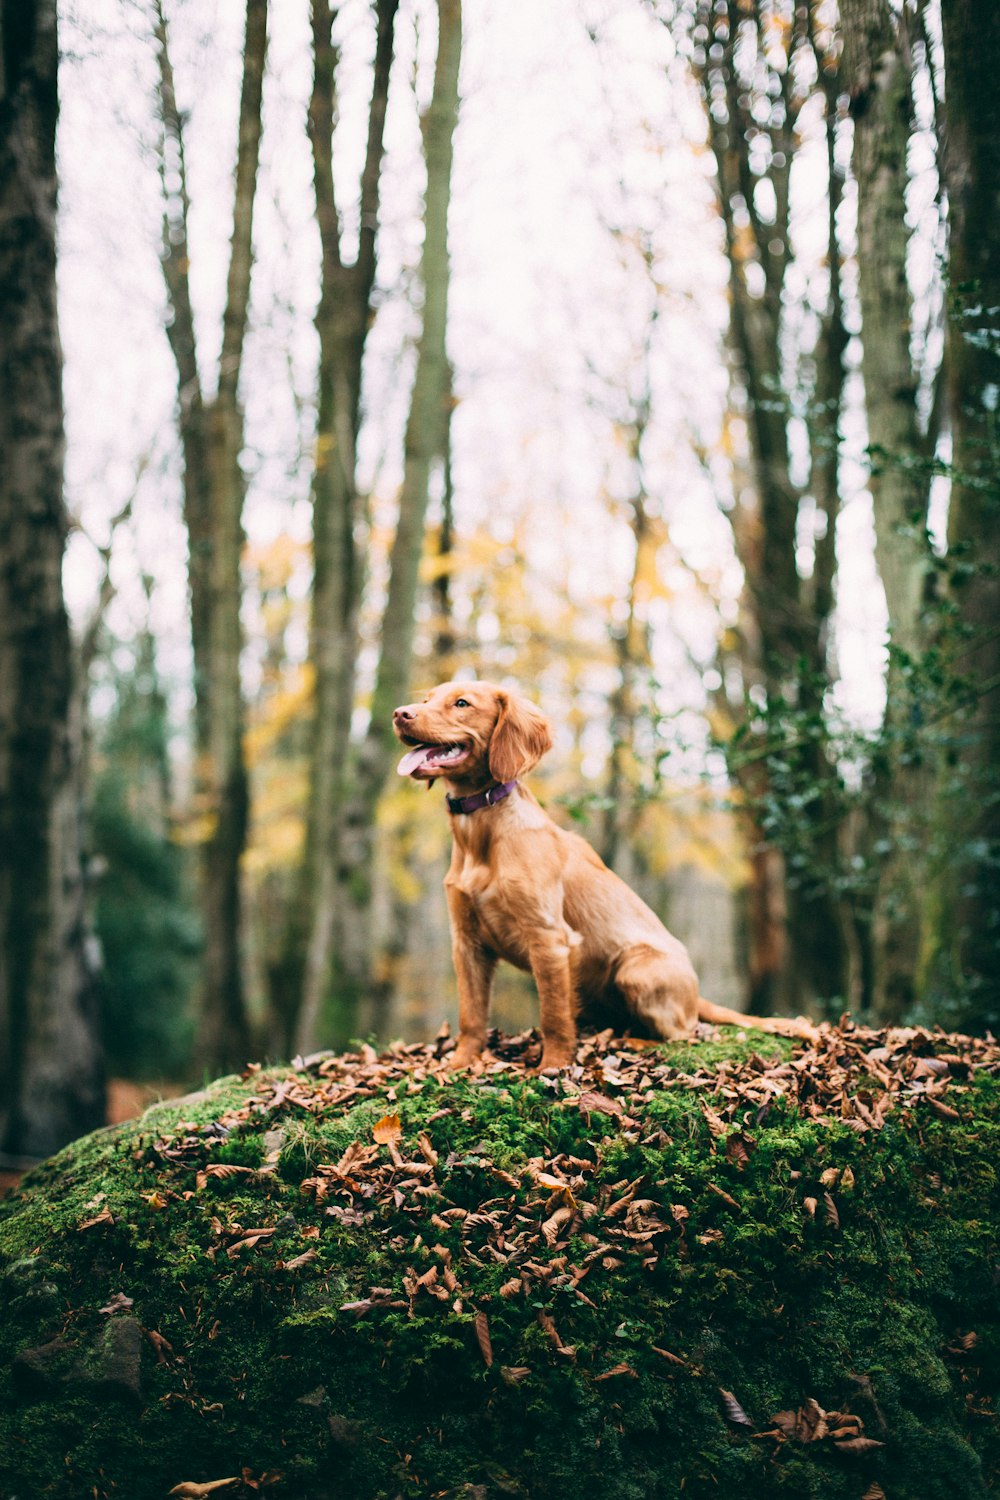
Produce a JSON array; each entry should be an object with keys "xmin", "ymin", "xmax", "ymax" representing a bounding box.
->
[
  {"xmin": 0, "ymin": 0, "xmax": 104, "ymax": 1158},
  {"xmin": 840, "ymin": 0, "xmax": 940, "ymax": 1021},
  {"xmin": 154, "ymin": 0, "xmax": 267, "ymax": 1072},
  {"xmin": 306, "ymin": 0, "xmax": 462, "ymax": 1051},
  {"xmin": 270, "ymin": 0, "xmax": 399, "ymax": 1057},
  {"xmin": 932, "ymin": 0, "xmax": 1000, "ymax": 1027}
]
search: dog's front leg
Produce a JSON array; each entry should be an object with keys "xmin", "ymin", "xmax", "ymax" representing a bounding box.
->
[
  {"xmin": 527, "ymin": 930, "xmax": 578, "ymax": 1071},
  {"xmin": 446, "ymin": 886, "xmax": 497, "ymax": 1068}
]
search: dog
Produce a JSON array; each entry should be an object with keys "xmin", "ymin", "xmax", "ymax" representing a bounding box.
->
[{"xmin": 394, "ymin": 681, "xmax": 816, "ymax": 1071}]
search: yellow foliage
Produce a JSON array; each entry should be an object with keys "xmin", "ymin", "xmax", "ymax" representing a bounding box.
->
[{"xmin": 244, "ymin": 665, "xmax": 314, "ymax": 769}]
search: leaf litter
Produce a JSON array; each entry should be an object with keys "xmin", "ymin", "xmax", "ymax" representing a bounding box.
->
[{"xmin": 131, "ymin": 1016, "xmax": 999, "ymax": 1441}]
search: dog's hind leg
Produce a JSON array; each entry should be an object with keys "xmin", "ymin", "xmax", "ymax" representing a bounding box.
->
[{"xmin": 612, "ymin": 943, "xmax": 700, "ymax": 1041}]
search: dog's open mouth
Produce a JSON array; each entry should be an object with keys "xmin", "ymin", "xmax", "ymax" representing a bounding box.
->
[{"xmin": 396, "ymin": 742, "xmax": 469, "ymax": 777}]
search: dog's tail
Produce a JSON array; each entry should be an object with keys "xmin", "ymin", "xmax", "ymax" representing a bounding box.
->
[{"xmin": 697, "ymin": 996, "xmax": 819, "ymax": 1042}]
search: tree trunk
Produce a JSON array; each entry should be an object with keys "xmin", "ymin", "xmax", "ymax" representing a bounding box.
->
[
  {"xmin": 0, "ymin": 0, "xmax": 105, "ymax": 1159},
  {"xmin": 270, "ymin": 0, "xmax": 399, "ymax": 1056},
  {"xmin": 839, "ymin": 0, "xmax": 939, "ymax": 1021},
  {"xmin": 154, "ymin": 0, "xmax": 267, "ymax": 1072},
  {"xmin": 932, "ymin": 0, "xmax": 1000, "ymax": 1027},
  {"xmin": 301, "ymin": 0, "xmax": 462, "ymax": 1051}
]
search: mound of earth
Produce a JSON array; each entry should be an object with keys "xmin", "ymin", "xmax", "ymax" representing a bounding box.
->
[{"xmin": 2, "ymin": 1021, "xmax": 999, "ymax": 1500}]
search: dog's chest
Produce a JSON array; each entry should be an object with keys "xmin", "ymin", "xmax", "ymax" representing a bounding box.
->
[{"xmin": 450, "ymin": 860, "xmax": 532, "ymax": 968}]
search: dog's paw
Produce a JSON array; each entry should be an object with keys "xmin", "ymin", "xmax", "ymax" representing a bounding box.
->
[{"xmin": 447, "ymin": 1040, "xmax": 486, "ymax": 1071}]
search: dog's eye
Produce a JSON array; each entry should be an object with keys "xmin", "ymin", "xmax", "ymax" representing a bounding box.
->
[{"xmin": 454, "ymin": 698, "xmax": 470, "ymax": 708}]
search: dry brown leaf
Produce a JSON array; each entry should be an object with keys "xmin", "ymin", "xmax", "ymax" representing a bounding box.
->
[
  {"xmin": 803, "ymin": 1196, "xmax": 818, "ymax": 1218},
  {"xmin": 417, "ymin": 1131, "xmax": 438, "ymax": 1166},
  {"xmin": 720, "ymin": 1388, "xmax": 753, "ymax": 1426},
  {"xmin": 373, "ymin": 1113, "xmax": 402, "ymax": 1146},
  {"xmin": 706, "ymin": 1182, "xmax": 740, "ymax": 1212},
  {"xmin": 78, "ymin": 1208, "xmax": 115, "ymax": 1231},
  {"xmin": 499, "ymin": 1277, "xmax": 522, "ymax": 1298},
  {"xmin": 283, "ymin": 1248, "xmax": 318, "ymax": 1272},
  {"xmin": 168, "ymin": 1481, "xmax": 239, "ymax": 1499},
  {"xmin": 475, "ymin": 1310, "xmax": 493, "ymax": 1368},
  {"xmin": 925, "ymin": 1096, "xmax": 960, "ymax": 1121},
  {"xmin": 500, "ymin": 1365, "xmax": 531, "ymax": 1385},
  {"xmin": 651, "ymin": 1346, "xmax": 689, "ymax": 1367},
  {"xmin": 593, "ymin": 1362, "xmax": 637, "ymax": 1381},
  {"xmin": 541, "ymin": 1204, "xmax": 574, "ymax": 1246},
  {"xmin": 823, "ymin": 1192, "xmax": 840, "ymax": 1229},
  {"xmin": 98, "ymin": 1291, "xmax": 134, "ymax": 1315},
  {"xmin": 146, "ymin": 1328, "xmax": 175, "ymax": 1363},
  {"xmin": 831, "ymin": 1436, "xmax": 885, "ymax": 1455},
  {"xmin": 578, "ymin": 1090, "xmax": 624, "ymax": 1118},
  {"xmin": 861, "ymin": 1486, "xmax": 887, "ymax": 1500}
]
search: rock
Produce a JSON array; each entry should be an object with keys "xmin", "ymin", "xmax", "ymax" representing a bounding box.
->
[
  {"xmin": 13, "ymin": 1335, "xmax": 75, "ymax": 1396},
  {"xmin": 78, "ymin": 1315, "xmax": 144, "ymax": 1402},
  {"xmin": 327, "ymin": 1414, "xmax": 362, "ymax": 1449},
  {"xmin": 296, "ymin": 1385, "xmax": 328, "ymax": 1409}
]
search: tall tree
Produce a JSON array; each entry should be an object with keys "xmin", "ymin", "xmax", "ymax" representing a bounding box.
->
[
  {"xmin": 153, "ymin": 0, "xmax": 268, "ymax": 1071},
  {"xmin": 297, "ymin": 0, "xmax": 462, "ymax": 1052},
  {"xmin": 270, "ymin": 0, "xmax": 400, "ymax": 1055},
  {"xmin": 669, "ymin": 0, "xmax": 851, "ymax": 1014},
  {"xmin": 839, "ymin": 0, "xmax": 942, "ymax": 1020},
  {"xmin": 0, "ymin": 0, "xmax": 105, "ymax": 1157},
  {"xmin": 932, "ymin": 0, "xmax": 1000, "ymax": 1026}
]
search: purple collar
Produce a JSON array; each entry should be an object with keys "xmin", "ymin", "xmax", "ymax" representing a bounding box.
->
[{"xmin": 446, "ymin": 779, "xmax": 518, "ymax": 815}]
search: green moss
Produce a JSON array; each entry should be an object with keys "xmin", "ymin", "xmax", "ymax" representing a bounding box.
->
[{"xmin": 1, "ymin": 1040, "xmax": 998, "ymax": 1499}]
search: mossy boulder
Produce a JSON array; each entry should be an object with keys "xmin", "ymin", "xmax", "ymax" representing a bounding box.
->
[{"xmin": 2, "ymin": 1025, "xmax": 999, "ymax": 1500}]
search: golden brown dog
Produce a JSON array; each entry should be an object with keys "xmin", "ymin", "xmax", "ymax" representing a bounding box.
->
[{"xmin": 394, "ymin": 681, "xmax": 816, "ymax": 1070}]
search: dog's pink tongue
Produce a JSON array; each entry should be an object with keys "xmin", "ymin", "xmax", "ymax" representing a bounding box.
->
[{"xmin": 397, "ymin": 744, "xmax": 436, "ymax": 776}]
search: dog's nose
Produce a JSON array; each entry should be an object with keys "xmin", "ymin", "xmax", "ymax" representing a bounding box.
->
[{"xmin": 393, "ymin": 705, "xmax": 414, "ymax": 724}]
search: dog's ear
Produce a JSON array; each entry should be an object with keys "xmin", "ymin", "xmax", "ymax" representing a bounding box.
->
[{"xmin": 488, "ymin": 691, "xmax": 553, "ymax": 782}]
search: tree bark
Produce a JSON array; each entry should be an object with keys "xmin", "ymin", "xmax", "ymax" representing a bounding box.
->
[
  {"xmin": 154, "ymin": 0, "xmax": 267, "ymax": 1072},
  {"xmin": 298, "ymin": 0, "xmax": 462, "ymax": 1051},
  {"xmin": 270, "ymin": 0, "xmax": 400, "ymax": 1056},
  {"xmin": 839, "ymin": 0, "xmax": 940, "ymax": 1021},
  {"xmin": 932, "ymin": 0, "xmax": 1000, "ymax": 1026},
  {"xmin": 0, "ymin": 0, "xmax": 105, "ymax": 1158}
]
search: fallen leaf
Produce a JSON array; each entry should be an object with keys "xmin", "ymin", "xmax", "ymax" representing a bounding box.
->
[
  {"xmin": 78, "ymin": 1208, "xmax": 115, "ymax": 1231},
  {"xmin": 283, "ymin": 1248, "xmax": 318, "ymax": 1272},
  {"xmin": 417, "ymin": 1131, "xmax": 438, "ymax": 1166},
  {"xmin": 720, "ymin": 1387, "xmax": 753, "ymax": 1426},
  {"xmin": 651, "ymin": 1346, "xmax": 689, "ymax": 1367},
  {"xmin": 168, "ymin": 1481, "xmax": 239, "ymax": 1499},
  {"xmin": 373, "ymin": 1113, "xmax": 402, "ymax": 1146},
  {"xmin": 578, "ymin": 1090, "xmax": 624, "ymax": 1118},
  {"xmin": 926, "ymin": 1096, "xmax": 960, "ymax": 1121},
  {"xmin": 823, "ymin": 1192, "xmax": 840, "ymax": 1229},
  {"xmin": 831, "ymin": 1436, "xmax": 884, "ymax": 1455},
  {"xmin": 593, "ymin": 1362, "xmax": 637, "ymax": 1381},
  {"xmin": 98, "ymin": 1291, "xmax": 134, "ymax": 1316},
  {"xmin": 706, "ymin": 1182, "xmax": 740, "ymax": 1212},
  {"xmin": 861, "ymin": 1486, "xmax": 886, "ymax": 1500},
  {"xmin": 475, "ymin": 1310, "xmax": 493, "ymax": 1367},
  {"xmin": 146, "ymin": 1328, "xmax": 175, "ymax": 1362},
  {"xmin": 500, "ymin": 1365, "xmax": 530, "ymax": 1385}
]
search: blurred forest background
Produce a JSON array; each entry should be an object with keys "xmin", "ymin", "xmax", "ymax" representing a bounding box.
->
[{"xmin": 1, "ymin": 0, "xmax": 997, "ymax": 1160}]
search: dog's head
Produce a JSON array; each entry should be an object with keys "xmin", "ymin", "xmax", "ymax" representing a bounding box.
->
[{"xmin": 393, "ymin": 681, "xmax": 553, "ymax": 786}]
